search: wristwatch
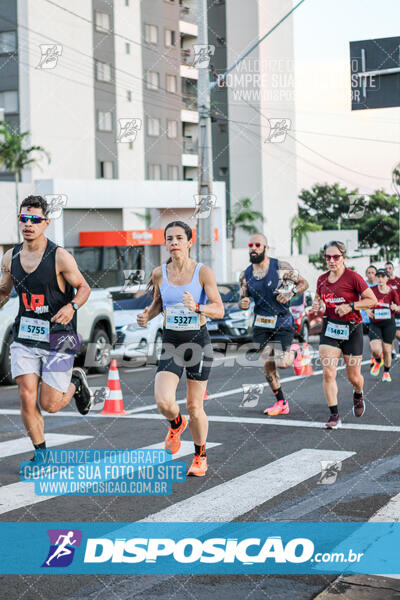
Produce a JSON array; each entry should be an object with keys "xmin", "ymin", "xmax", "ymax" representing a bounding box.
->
[
  {"xmin": 70, "ymin": 302, "xmax": 79, "ymax": 311},
  {"xmin": 349, "ymin": 302, "xmax": 355, "ymax": 311},
  {"xmin": 195, "ymin": 304, "xmax": 205, "ymax": 314}
]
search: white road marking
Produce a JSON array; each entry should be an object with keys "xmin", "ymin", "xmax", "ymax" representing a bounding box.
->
[
  {"xmin": 0, "ymin": 433, "xmax": 93, "ymax": 459},
  {"xmin": 137, "ymin": 449, "xmax": 355, "ymax": 521},
  {"xmin": 0, "ymin": 441, "xmax": 220, "ymax": 516},
  {"xmin": 0, "ymin": 410, "xmax": 397, "ymax": 433}
]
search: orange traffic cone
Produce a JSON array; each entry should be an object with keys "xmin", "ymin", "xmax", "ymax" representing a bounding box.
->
[
  {"xmin": 302, "ymin": 342, "xmax": 314, "ymax": 376},
  {"xmin": 291, "ymin": 343, "xmax": 305, "ymax": 376},
  {"xmin": 102, "ymin": 359, "xmax": 126, "ymax": 415}
]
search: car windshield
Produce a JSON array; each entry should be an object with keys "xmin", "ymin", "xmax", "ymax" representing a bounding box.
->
[
  {"xmin": 112, "ymin": 290, "xmax": 152, "ymax": 311},
  {"xmin": 217, "ymin": 284, "xmax": 240, "ymax": 303},
  {"xmin": 290, "ymin": 293, "xmax": 304, "ymax": 307}
]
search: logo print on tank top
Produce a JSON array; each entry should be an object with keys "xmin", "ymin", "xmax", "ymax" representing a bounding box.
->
[{"xmin": 22, "ymin": 293, "xmax": 49, "ymax": 314}]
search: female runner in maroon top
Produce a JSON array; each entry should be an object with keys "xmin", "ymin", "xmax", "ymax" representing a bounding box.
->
[
  {"xmin": 367, "ymin": 268, "xmax": 400, "ymax": 382},
  {"xmin": 312, "ymin": 241, "xmax": 377, "ymax": 429},
  {"xmin": 385, "ymin": 261, "xmax": 400, "ymax": 347}
]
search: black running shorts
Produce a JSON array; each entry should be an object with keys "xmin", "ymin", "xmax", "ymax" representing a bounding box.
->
[
  {"xmin": 319, "ymin": 317, "xmax": 363, "ymax": 355},
  {"xmin": 156, "ymin": 324, "xmax": 213, "ymax": 381},
  {"xmin": 368, "ymin": 318, "xmax": 396, "ymax": 345},
  {"xmin": 252, "ymin": 326, "xmax": 294, "ymax": 353}
]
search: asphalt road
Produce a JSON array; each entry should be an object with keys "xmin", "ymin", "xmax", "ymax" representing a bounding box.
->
[{"xmin": 1, "ymin": 336, "xmax": 400, "ymax": 599}]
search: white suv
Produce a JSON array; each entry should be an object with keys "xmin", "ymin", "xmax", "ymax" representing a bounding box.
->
[{"xmin": 0, "ymin": 289, "xmax": 116, "ymax": 384}]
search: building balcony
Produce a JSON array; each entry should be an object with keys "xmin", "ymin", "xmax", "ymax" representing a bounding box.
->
[
  {"xmin": 179, "ymin": 19, "xmax": 198, "ymax": 38},
  {"xmin": 183, "ymin": 138, "xmax": 198, "ymax": 154},
  {"xmin": 180, "ymin": 63, "xmax": 198, "ymax": 80},
  {"xmin": 182, "ymin": 93, "xmax": 197, "ymax": 111},
  {"xmin": 181, "ymin": 108, "xmax": 198, "ymax": 123},
  {"xmin": 179, "ymin": 5, "xmax": 197, "ymax": 24},
  {"xmin": 182, "ymin": 153, "xmax": 198, "ymax": 168}
]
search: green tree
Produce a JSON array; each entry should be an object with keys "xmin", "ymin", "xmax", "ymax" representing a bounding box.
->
[
  {"xmin": 227, "ymin": 197, "xmax": 264, "ymax": 247},
  {"xmin": 298, "ymin": 183, "xmax": 398, "ymax": 259},
  {"xmin": 0, "ymin": 120, "xmax": 50, "ymax": 240},
  {"xmin": 290, "ymin": 215, "xmax": 322, "ymax": 254}
]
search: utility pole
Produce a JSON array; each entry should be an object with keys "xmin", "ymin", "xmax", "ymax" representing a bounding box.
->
[{"xmin": 196, "ymin": 0, "xmax": 214, "ymax": 270}]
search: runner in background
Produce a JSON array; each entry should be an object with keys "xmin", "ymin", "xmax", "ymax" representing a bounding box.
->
[
  {"xmin": 367, "ymin": 268, "xmax": 400, "ymax": 382},
  {"xmin": 385, "ymin": 261, "xmax": 400, "ymax": 357},
  {"xmin": 238, "ymin": 233, "xmax": 309, "ymax": 416},
  {"xmin": 360, "ymin": 266, "xmax": 379, "ymax": 370},
  {"xmin": 312, "ymin": 241, "xmax": 377, "ymax": 429}
]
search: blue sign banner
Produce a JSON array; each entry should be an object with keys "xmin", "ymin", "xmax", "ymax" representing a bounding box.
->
[{"xmin": 0, "ymin": 522, "xmax": 399, "ymax": 574}]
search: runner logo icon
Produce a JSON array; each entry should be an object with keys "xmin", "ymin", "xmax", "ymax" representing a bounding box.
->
[{"xmin": 42, "ymin": 529, "xmax": 82, "ymax": 568}]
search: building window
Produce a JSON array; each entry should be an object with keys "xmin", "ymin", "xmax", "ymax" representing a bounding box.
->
[
  {"xmin": 99, "ymin": 161, "xmax": 114, "ymax": 179},
  {"xmin": 148, "ymin": 164, "xmax": 162, "ymax": 180},
  {"xmin": 125, "ymin": 0, "xmax": 129, "ymax": 5},
  {"xmin": 167, "ymin": 119, "xmax": 177, "ymax": 138},
  {"xmin": 95, "ymin": 12, "xmax": 110, "ymax": 33},
  {"xmin": 125, "ymin": 42, "xmax": 130, "ymax": 54},
  {"xmin": 96, "ymin": 61, "xmax": 112, "ymax": 82},
  {"xmin": 145, "ymin": 70, "xmax": 159, "ymax": 90},
  {"xmin": 0, "ymin": 31, "xmax": 16, "ymax": 53},
  {"xmin": 0, "ymin": 90, "xmax": 18, "ymax": 113},
  {"xmin": 166, "ymin": 74, "xmax": 177, "ymax": 93},
  {"xmin": 165, "ymin": 29, "xmax": 176, "ymax": 47},
  {"xmin": 144, "ymin": 24, "xmax": 158, "ymax": 44},
  {"xmin": 97, "ymin": 111, "xmax": 113, "ymax": 131},
  {"xmin": 167, "ymin": 165, "xmax": 179, "ymax": 180},
  {"xmin": 147, "ymin": 116, "xmax": 161, "ymax": 136},
  {"xmin": 127, "ymin": 90, "xmax": 132, "ymax": 102}
]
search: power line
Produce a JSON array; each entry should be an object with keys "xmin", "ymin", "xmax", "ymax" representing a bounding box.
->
[
  {"xmin": 239, "ymin": 97, "xmax": 390, "ymax": 181},
  {"xmin": 210, "ymin": 0, "xmax": 306, "ymax": 89},
  {"xmin": 211, "ymin": 113, "xmax": 399, "ymax": 145}
]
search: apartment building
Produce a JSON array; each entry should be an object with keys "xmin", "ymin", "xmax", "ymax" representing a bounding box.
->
[{"xmin": 0, "ymin": 0, "xmax": 296, "ymax": 280}]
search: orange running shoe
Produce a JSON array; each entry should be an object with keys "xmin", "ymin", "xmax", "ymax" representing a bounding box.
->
[
  {"xmin": 370, "ymin": 357, "xmax": 383, "ymax": 377},
  {"xmin": 187, "ymin": 455, "xmax": 208, "ymax": 477},
  {"xmin": 264, "ymin": 400, "xmax": 290, "ymax": 416},
  {"xmin": 165, "ymin": 415, "xmax": 187, "ymax": 454}
]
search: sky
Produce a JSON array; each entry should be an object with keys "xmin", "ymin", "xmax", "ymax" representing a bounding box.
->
[{"xmin": 292, "ymin": 0, "xmax": 400, "ymax": 195}]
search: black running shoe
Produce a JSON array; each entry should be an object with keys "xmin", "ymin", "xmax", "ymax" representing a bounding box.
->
[
  {"xmin": 72, "ymin": 367, "xmax": 93, "ymax": 415},
  {"xmin": 352, "ymin": 393, "xmax": 365, "ymax": 418},
  {"xmin": 325, "ymin": 414, "xmax": 342, "ymax": 429}
]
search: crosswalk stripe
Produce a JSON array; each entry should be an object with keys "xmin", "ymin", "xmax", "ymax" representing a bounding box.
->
[
  {"xmin": 141, "ymin": 449, "xmax": 355, "ymax": 522},
  {"xmin": 0, "ymin": 441, "xmax": 221, "ymax": 516},
  {"xmin": 0, "ymin": 434, "xmax": 93, "ymax": 459},
  {"xmin": 1, "ymin": 408, "xmax": 396, "ymax": 433}
]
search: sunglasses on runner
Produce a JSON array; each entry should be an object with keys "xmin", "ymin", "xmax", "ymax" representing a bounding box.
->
[
  {"xmin": 248, "ymin": 243, "xmax": 264, "ymax": 248},
  {"xmin": 19, "ymin": 214, "xmax": 47, "ymax": 224},
  {"xmin": 324, "ymin": 254, "xmax": 342, "ymax": 262}
]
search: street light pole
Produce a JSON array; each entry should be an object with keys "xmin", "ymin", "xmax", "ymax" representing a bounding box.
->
[{"xmin": 197, "ymin": 0, "xmax": 214, "ymax": 270}]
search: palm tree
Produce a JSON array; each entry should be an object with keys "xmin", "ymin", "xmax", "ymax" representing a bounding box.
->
[
  {"xmin": 290, "ymin": 215, "xmax": 322, "ymax": 254},
  {"xmin": 227, "ymin": 197, "xmax": 264, "ymax": 247},
  {"xmin": 0, "ymin": 120, "xmax": 50, "ymax": 240}
]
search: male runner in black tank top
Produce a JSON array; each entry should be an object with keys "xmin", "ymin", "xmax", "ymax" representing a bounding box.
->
[{"xmin": 0, "ymin": 195, "xmax": 93, "ymax": 456}]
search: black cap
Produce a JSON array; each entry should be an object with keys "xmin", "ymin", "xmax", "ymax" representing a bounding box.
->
[{"xmin": 376, "ymin": 268, "xmax": 388, "ymax": 277}]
